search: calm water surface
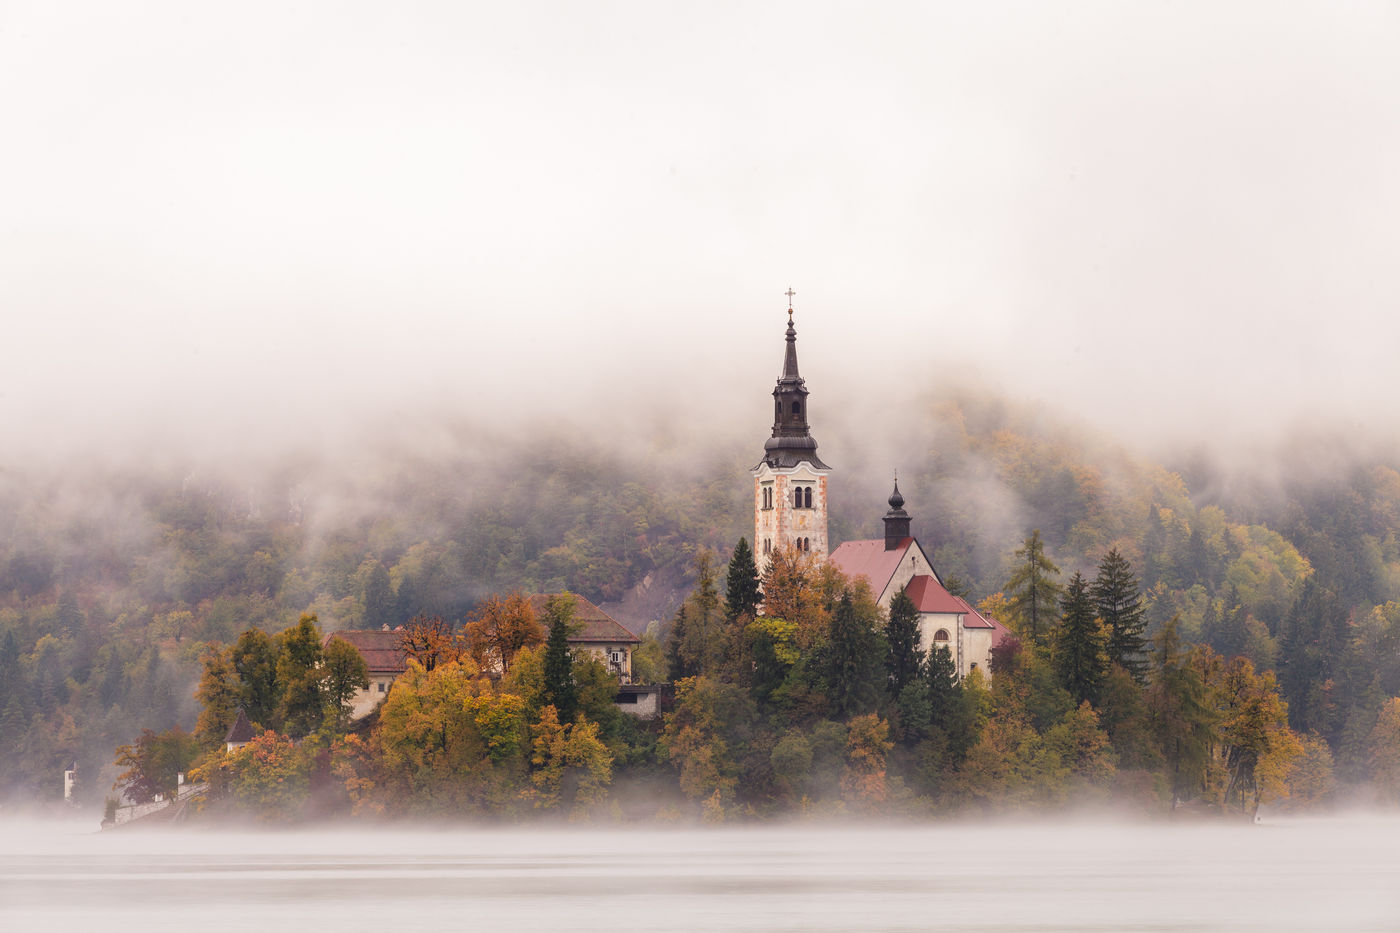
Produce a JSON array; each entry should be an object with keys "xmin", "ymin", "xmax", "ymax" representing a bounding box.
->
[{"xmin": 2, "ymin": 815, "xmax": 1397, "ymax": 932}]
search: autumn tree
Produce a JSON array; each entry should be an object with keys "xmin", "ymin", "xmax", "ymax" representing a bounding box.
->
[
  {"xmin": 1092, "ymin": 548, "xmax": 1148, "ymax": 681},
  {"xmin": 214, "ymin": 730, "xmax": 312, "ymax": 822},
  {"xmin": 113, "ymin": 727, "xmax": 200, "ymax": 803},
  {"xmin": 760, "ymin": 547, "xmax": 827, "ymax": 644},
  {"xmin": 194, "ymin": 648, "xmax": 242, "ymax": 748},
  {"xmin": 526, "ymin": 704, "xmax": 613, "ymax": 814},
  {"xmin": 725, "ymin": 537, "xmax": 762, "ymax": 623},
  {"xmin": 398, "ymin": 615, "xmax": 458, "ymax": 673},
  {"xmin": 886, "ymin": 588, "xmax": 922, "ymax": 700},
  {"xmin": 1202, "ymin": 654, "xmax": 1302, "ymax": 818},
  {"xmin": 1005, "ymin": 530, "xmax": 1061, "ymax": 647},
  {"xmin": 461, "ymin": 593, "xmax": 543, "ymax": 675},
  {"xmin": 660, "ymin": 676, "xmax": 758, "ymax": 808},
  {"xmin": 541, "ymin": 594, "xmax": 579, "ymax": 724},
  {"xmin": 841, "ymin": 713, "xmax": 893, "ymax": 809},
  {"xmin": 1055, "ymin": 572, "xmax": 1107, "ymax": 707}
]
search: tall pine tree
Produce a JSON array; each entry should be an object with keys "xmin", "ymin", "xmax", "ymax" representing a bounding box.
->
[
  {"xmin": 1006, "ymin": 530, "xmax": 1062, "ymax": 648},
  {"xmin": 885, "ymin": 588, "xmax": 922, "ymax": 700},
  {"xmin": 926, "ymin": 644, "xmax": 959, "ymax": 726},
  {"xmin": 725, "ymin": 538, "xmax": 761, "ymax": 623},
  {"xmin": 542, "ymin": 594, "xmax": 579, "ymax": 723},
  {"xmin": 1055, "ymin": 571, "xmax": 1106, "ymax": 706},
  {"xmin": 825, "ymin": 591, "xmax": 883, "ymax": 718},
  {"xmin": 1092, "ymin": 548, "xmax": 1148, "ymax": 682}
]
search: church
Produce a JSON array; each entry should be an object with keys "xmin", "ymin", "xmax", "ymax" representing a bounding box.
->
[{"xmin": 751, "ymin": 298, "xmax": 1008, "ymax": 677}]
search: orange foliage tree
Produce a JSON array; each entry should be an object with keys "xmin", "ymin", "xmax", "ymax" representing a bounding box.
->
[{"xmin": 460, "ymin": 592, "xmax": 544, "ymax": 675}]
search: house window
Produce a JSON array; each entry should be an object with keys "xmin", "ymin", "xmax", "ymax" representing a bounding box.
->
[
  {"xmin": 934, "ymin": 629, "xmax": 951, "ymax": 642},
  {"xmin": 804, "ymin": 487, "xmax": 812, "ymax": 508},
  {"xmin": 377, "ymin": 682, "xmax": 386, "ymax": 693}
]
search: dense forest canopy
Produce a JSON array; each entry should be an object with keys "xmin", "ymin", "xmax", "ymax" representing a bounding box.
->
[{"xmin": 4, "ymin": 385, "xmax": 1400, "ymax": 813}]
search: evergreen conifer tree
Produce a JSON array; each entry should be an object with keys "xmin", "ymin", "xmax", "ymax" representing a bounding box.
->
[
  {"xmin": 724, "ymin": 538, "xmax": 762, "ymax": 623},
  {"xmin": 542, "ymin": 594, "xmax": 579, "ymax": 723},
  {"xmin": 825, "ymin": 590, "xmax": 883, "ymax": 718},
  {"xmin": 1092, "ymin": 548, "xmax": 1148, "ymax": 681},
  {"xmin": 1055, "ymin": 571, "xmax": 1107, "ymax": 706},
  {"xmin": 885, "ymin": 588, "xmax": 922, "ymax": 699},
  {"xmin": 665, "ymin": 603, "xmax": 691, "ymax": 680},
  {"xmin": 926, "ymin": 644, "xmax": 959, "ymax": 726},
  {"xmin": 1006, "ymin": 530, "xmax": 1062, "ymax": 648}
]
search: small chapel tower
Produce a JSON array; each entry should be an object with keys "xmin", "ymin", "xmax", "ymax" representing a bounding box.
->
[{"xmin": 752, "ymin": 294, "xmax": 832, "ymax": 573}]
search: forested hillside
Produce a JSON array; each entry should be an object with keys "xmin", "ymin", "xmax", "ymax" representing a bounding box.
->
[{"xmin": 4, "ymin": 390, "xmax": 1400, "ymax": 810}]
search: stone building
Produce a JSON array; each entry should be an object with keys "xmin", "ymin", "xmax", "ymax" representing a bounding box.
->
[
  {"xmin": 323, "ymin": 629, "xmax": 410, "ymax": 720},
  {"xmin": 748, "ymin": 296, "xmax": 1008, "ymax": 677},
  {"xmin": 752, "ymin": 302, "xmax": 831, "ymax": 573}
]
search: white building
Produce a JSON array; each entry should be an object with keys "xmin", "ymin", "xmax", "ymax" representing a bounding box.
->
[{"xmin": 829, "ymin": 482, "xmax": 1010, "ymax": 678}]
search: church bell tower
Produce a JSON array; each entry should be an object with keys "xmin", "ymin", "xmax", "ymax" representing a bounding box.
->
[{"xmin": 752, "ymin": 293, "xmax": 832, "ymax": 573}]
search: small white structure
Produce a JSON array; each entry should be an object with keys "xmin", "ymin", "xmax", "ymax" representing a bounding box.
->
[
  {"xmin": 225, "ymin": 708, "xmax": 255, "ymax": 753},
  {"xmin": 63, "ymin": 762, "xmax": 77, "ymax": 803}
]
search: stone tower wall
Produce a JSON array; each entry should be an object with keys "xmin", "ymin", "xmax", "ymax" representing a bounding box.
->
[{"xmin": 754, "ymin": 468, "xmax": 829, "ymax": 574}]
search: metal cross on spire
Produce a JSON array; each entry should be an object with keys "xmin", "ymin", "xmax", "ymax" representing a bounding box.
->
[{"xmin": 785, "ymin": 288, "xmax": 796, "ymax": 321}]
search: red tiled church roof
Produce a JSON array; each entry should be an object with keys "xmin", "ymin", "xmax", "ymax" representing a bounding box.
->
[
  {"xmin": 904, "ymin": 574, "xmax": 965, "ymax": 614},
  {"xmin": 828, "ymin": 537, "xmax": 915, "ymax": 595}
]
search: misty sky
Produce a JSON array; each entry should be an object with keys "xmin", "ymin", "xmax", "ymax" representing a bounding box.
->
[{"xmin": 3, "ymin": 2, "xmax": 1398, "ymax": 461}]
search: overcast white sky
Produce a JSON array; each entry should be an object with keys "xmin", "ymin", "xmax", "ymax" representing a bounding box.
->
[{"xmin": 2, "ymin": 2, "xmax": 1397, "ymax": 462}]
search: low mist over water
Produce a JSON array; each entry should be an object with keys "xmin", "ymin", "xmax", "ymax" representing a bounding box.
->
[{"xmin": 4, "ymin": 816, "xmax": 1399, "ymax": 932}]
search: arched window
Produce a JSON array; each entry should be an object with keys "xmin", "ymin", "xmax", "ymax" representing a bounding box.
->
[
  {"xmin": 934, "ymin": 629, "xmax": 951, "ymax": 642},
  {"xmin": 791, "ymin": 401, "xmax": 802, "ymax": 415},
  {"xmin": 804, "ymin": 487, "xmax": 813, "ymax": 509},
  {"xmin": 794, "ymin": 488, "xmax": 802, "ymax": 508},
  {"xmin": 803, "ymin": 537, "xmax": 810, "ymax": 551}
]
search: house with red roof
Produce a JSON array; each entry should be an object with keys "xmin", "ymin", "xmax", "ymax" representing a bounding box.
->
[
  {"xmin": 323, "ymin": 628, "xmax": 409, "ymax": 720},
  {"xmin": 829, "ymin": 481, "xmax": 1011, "ymax": 678},
  {"xmin": 326, "ymin": 595, "xmax": 644, "ymax": 720},
  {"xmin": 526, "ymin": 593, "xmax": 641, "ymax": 683}
]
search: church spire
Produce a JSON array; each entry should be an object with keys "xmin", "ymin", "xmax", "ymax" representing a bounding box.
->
[
  {"xmin": 782, "ymin": 292, "xmax": 801, "ymax": 380},
  {"xmin": 883, "ymin": 476, "xmax": 911, "ymax": 550},
  {"xmin": 751, "ymin": 290, "xmax": 832, "ymax": 573},
  {"xmin": 762, "ymin": 294, "xmax": 829, "ymax": 470}
]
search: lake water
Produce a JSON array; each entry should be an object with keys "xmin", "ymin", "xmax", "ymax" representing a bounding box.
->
[{"xmin": 2, "ymin": 814, "xmax": 1398, "ymax": 931}]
